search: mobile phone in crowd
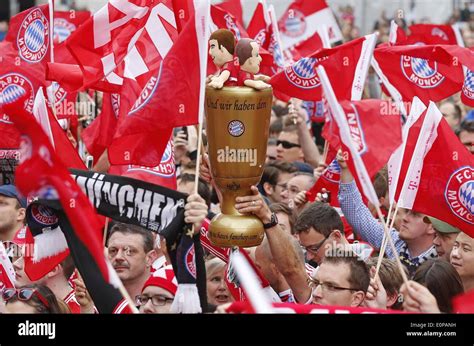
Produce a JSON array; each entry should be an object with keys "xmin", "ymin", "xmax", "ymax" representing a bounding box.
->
[{"xmin": 320, "ymin": 191, "xmax": 331, "ymax": 203}]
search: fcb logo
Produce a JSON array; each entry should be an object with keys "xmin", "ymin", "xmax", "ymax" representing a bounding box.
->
[
  {"xmin": 129, "ymin": 66, "xmax": 162, "ymax": 115},
  {"xmin": 224, "ymin": 14, "xmax": 241, "ymax": 40},
  {"xmin": 0, "ymin": 73, "xmax": 34, "ymax": 113},
  {"xmin": 462, "ymin": 69, "xmax": 474, "ymax": 101},
  {"xmin": 284, "ymin": 57, "xmax": 320, "ymax": 89},
  {"xmin": 30, "ymin": 204, "xmax": 58, "ymax": 227},
  {"xmin": 445, "ymin": 166, "xmax": 474, "ymax": 225},
  {"xmin": 185, "ymin": 246, "xmax": 197, "ymax": 279},
  {"xmin": 279, "ymin": 9, "xmax": 306, "ymax": 38},
  {"xmin": 17, "ymin": 8, "xmax": 49, "ymax": 63},
  {"xmin": 53, "ymin": 18, "xmax": 76, "ymax": 44},
  {"xmin": 254, "ymin": 29, "xmax": 267, "ymax": 47},
  {"xmin": 127, "ymin": 141, "xmax": 175, "ymax": 177},
  {"xmin": 228, "ymin": 120, "xmax": 245, "ymax": 137},
  {"xmin": 401, "ymin": 53, "xmax": 445, "ymax": 89},
  {"xmin": 51, "ymin": 82, "xmax": 67, "ymax": 105},
  {"xmin": 322, "ymin": 159, "xmax": 341, "ymax": 183}
]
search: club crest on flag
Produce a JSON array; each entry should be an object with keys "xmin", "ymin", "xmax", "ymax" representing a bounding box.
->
[
  {"xmin": 185, "ymin": 245, "xmax": 197, "ymax": 279},
  {"xmin": 17, "ymin": 8, "xmax": 49, "ymax": 63},
  {"xmin": 431, "ymin": 27, "xmax": 448, "ymax": 41},
  {"xmin": 401, "ymin": 55, "xmax": 445, "ymax": 89},
  {"xmin": 254, "ymin": 29, "xmax": 267, "ymax": 47},
  {"xmin": 322, "ymin": 159, "xmax": 341, "ymax": 183},
  {"xmin": 129, "ymin": 68, "xmax": 162, "ymax": 115},
  {"xmin": 278, "ymin": 9, "xmax": 306, "ymax": 38},
  {"xmin": 462, "ymin": 70, "xmax": 474, "ymax": 101},
  {"xmin": 30, "ymin": 204, "xmax": 58, "ymax": 226},
  {"xmin": 127, "ymin": 141, "xmax": 175, "ymax": 177},
  {"xmin": 224, "ymin": 14, "xmax": 241, "ymax": 39},
  {"xmin": 53, "ymin": 18, "xmax": 76, "ymax": 44},
  {"xmin": 445, "ymin": 166, "xmax": 474, "ymax": 225},
  {"xmin": 0, "ymin": 73, "xmax": 34, "ymax": 113},
  {"xmin": 18, "ymin": 136, "xmax": 33, "ymax": 163},
  {"xmin": 52, "ymin": 82, "xmax": 67, "ymax": 105},
  {"xmin": 284, "ymin": 57, "xmax": 320, "ymax": 89}
]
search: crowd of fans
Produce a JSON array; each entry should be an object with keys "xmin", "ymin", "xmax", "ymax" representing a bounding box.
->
[{"xmin": 0, "ymin": 1, "xmax": 473, "ymax": 315}]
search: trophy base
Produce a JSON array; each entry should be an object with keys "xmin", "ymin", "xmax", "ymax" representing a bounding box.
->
[{"xmin": 208, "ymin": 213, "xmax": 265, "ymax": 248}]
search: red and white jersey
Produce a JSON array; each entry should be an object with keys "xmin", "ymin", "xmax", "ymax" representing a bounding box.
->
[
  {"xmin": 278, "ymin": 289, "xmax": 296, "ymax": 304},
  {"xmin": 113, "ymin": 299, "xmax": 134, "ymax": 314},
  {"xmin": 237, "ymin": 70, "xmax": 254, "ymax": 86},
  {"xmin": 221, "ymin": 60, "xmax": 239, "ymax": 86},
  {"xmin": 63, "ymin": 290, "xmax": 81, "ymax": 314}
]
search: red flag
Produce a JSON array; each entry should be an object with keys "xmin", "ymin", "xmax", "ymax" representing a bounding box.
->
[
  {"xmin": 246, "ymin": 2, "xmax": 270, "ymax": 49},
  {"xmin": 5, "ymin": 4, "xmax": 51, "ymax": 65},
  {"xmin": 53, "ymin": 10, "xmax": 91, "ymax": 44},
  {"xmin": 0, "ymin": 241, "xmax": 15, "ymax": 290},
  {"xmin": 453, "ymin": 289, "xmax": 474, "ymax": 313},
  {"xmin": 406, "ymin": 24, "xmax": 463, "ymax": 46},
  {"xmin": 325, "ymin": 99, "xmax": 402, "ymax": 180},
  {"xmin": 306, "ymin": 156, "xmax": 341, "ymax": 207},
  {"xmin": 269, "ymin": 34, "xmax": 376, "ymax": 101},
  {"xmin": 277, "ymin": 0, "xmax": 342, "ymax": 49},
  {"xmin": 66, "ymin": 0, "xmax": 153, "ymax": 89},
  {"xmin": 210, "ymin": 4, "xmax": 248, "ymax": 40},
  {"xmin": 171, "ymin": 0, "xmax": 194, "ymax": 33},
  {"xmin": 284, "ymin": 31, "xmax": 324, "ymax": 62},
  {"xmin": 3, "ymin": 96, "xmax": 126, "ymax": 313},
  {"xmin": 396, "ymin": 103, "xmax": 474, "ymax": 234},
  {"xmin": 462, "ymin": 69, "xmax": 474, "ymax": 107},
  {"xmin": 216, "ymin": 0, "xmax": 243, "ymax": 26},
  {"xmin": 109, "ymin": 1, "xmax": 210, "ymax": 166},
  {"xmin": 108, "ymin": 138, "xmax": 177, "ymax": 190},
  {"xmin": 81, "ymin": 93, "xmax": 120, "ymax": 163},
  {"xmin": 32, "ymin": 89, "xmax": 86, "ymax": 170},
  {"xmin": 373, "ymin": 44, "xmax": 464, "ymax": 104}
]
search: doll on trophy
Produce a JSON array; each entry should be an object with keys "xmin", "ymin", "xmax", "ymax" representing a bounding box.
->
[
  {"xmin": 207, "ymin": 29, "xmax": 239, "ymax": 89},
  {"xmin": 235, "ymin": 38, "xmax": 271, "ymax": 90}
]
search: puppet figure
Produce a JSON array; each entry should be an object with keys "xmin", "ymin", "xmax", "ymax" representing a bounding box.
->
[
  {"xmin": 235, "ymin": 38, "xmax": 271, "ymax": 90},
  {"xmin": 208, "ymin": 29, "xmax": 238, "ymax": 89}
]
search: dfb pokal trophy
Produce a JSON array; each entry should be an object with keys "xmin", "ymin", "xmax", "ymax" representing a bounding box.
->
[{"xmin": 205, "ymin": 34, "xmax": 272, "ymax": 248}]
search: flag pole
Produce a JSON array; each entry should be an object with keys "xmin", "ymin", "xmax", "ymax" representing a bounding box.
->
[
  {"xmin": 374, "ymin": 206, "xmax": 408, "ymax": 284},
  {"xmin": 374, "ymin": 205, "xmax": 400, "ymax": 279}
]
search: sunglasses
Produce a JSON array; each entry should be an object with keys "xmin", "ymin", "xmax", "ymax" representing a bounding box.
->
[
  {"xmin": 2, "ymin": 288, "xmax": 50, "ymax": 309},
  {"xmin": 277, "ymin": 140, "xmax": 301, "ymax": 149}
]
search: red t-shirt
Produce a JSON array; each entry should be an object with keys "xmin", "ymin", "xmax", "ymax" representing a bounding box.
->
[
  {"xmin": 237, "ymin": 70, "xmax": 254, "ymax": 86},
  {"xmin": 222, "ymin": 61, "xmax": 239, "ymax": 86}
]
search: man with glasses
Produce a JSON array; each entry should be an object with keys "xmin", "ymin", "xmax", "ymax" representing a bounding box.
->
[
  {"xmin": 310, "ymin": 255, "xmax": 370, "ymax": 307},
  {"xmin": 259, "ymin": 161, "xmax": 296, "ymax": 204},
  {"xmin": 276, "ymin": 125, "xmax": 305, "ymax": 163},
  {"xmin": 294, "ymin": 202, "xmax": 356, "ymax": 266},
  {"xmin": 136, "ymin": 265, "xmax": 177, "ymax": 314},
  {"xmin": 280, "ymin": 172, "xmax": 315, "ymax": 209},
  {"xmin": 106, "ymin": 223, "xmax": 157, "ymax": 300}
]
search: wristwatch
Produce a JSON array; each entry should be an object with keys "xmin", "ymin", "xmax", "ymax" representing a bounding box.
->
[{"xmin": 263, "ymin": 212, "xmax": 279, "ymax": 229}]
